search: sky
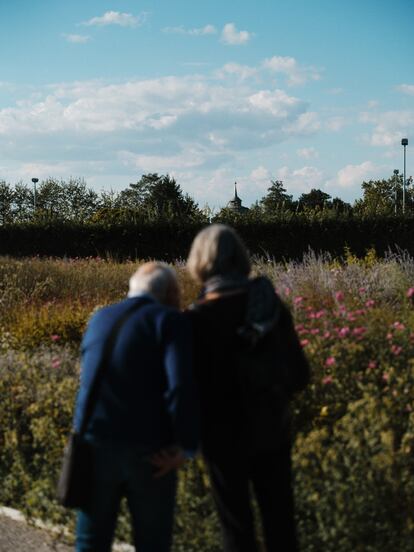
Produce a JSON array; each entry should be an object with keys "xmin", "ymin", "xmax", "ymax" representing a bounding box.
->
[{"xmin": 0, "ymin": 0, "xmax": 413, "ymax": 209}]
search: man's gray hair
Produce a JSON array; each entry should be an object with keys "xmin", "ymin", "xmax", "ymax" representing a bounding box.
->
[
  {"xmin": 129, "ymin": 262, "xmax": 177, "ymax": 303},
  {"xmin": 187, "ymin": 224, "xmax": 251, "ymax": 283}
]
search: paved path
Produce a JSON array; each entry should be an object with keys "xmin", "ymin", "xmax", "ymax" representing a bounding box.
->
[{"xmin": 0, "ymin": 513, "xmax": 73, "ymax": 552}]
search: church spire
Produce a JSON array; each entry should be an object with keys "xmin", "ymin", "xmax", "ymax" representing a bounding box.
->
[{"xmin": 234, "ymin": 182, "xmax": 238, "ymax": 199}]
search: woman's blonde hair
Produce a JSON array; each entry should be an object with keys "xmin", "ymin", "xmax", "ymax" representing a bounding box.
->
[{"xmin": 187, "ymin": 224, "xmax": 251, "ymax": 283}]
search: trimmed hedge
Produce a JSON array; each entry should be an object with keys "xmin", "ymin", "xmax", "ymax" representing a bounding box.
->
[{"xmin": 1, "ymin": 216, "xmax": 414, "ymax": 260}]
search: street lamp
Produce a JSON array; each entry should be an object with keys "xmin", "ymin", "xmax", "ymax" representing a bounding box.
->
[
  {"xmin": 402, "ymin": 138, "xmax": 408, "ymax": 214},
  {"xmin": 393, "ymin": 169, "xmax": 399, "ymax": 215},
  {"xmin": 31, "ymin": 178, "xmax": 39, "ymax": 213}
]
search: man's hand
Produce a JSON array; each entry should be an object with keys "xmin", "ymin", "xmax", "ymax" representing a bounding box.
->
[{"xmin": 151, "ymin": 447, "xmax": 186, "ymax": 479}]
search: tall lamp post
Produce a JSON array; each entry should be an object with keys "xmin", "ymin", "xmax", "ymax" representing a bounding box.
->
[
  {"xmin": 402, "ymin": 138, "xmax": 408, "ymax": 214},
  {"xmin": 394, "ymin": 169, "xmax": 399, "ymax": 215},
  {"xmin": 31, "ymin": 178, "xmax": 39, "ymax": 214}
]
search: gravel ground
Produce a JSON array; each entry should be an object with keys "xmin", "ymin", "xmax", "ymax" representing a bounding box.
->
[{"xmin": 0, "ymin": 514, "xmax": 73, "ymax": 552}]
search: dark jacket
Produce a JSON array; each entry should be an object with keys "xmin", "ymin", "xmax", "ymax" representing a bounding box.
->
[
  {"xmin": 74, "ymin": 295, "xmax": 199, "ymax": 454},
  {"xmin": 187, "ymin": 289, "xmax": 309, "ymax": 456}
]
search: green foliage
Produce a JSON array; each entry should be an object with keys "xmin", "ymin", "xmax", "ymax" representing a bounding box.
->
[
  {"xmin": 0, "ymin": 216, "xmax": 403, "ymax": 262},
  {"xmin": 354, "ymin": 174, "xmax": 414, "ymax": 215},
  {"xmin": 259, "ymin": 179, "xmax": 293, "ymax": 214}
]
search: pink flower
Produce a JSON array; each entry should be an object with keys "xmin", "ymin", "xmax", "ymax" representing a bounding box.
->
[
  {"xmin": 300, "ymin": 339, "xmax": 310, "ymax": 347},
  {"xmin": 347, "ymin": 313, "xmax": 357, "ymax": 322},
  {"xmin": 51, "ymin": 335, "xmax": 60, "ymax": 342},
  {"xmin": 325, "ymin": 356, "xmax": 336, "ymax": 367},
  {"xmin": 365, "ymin": 299, "xmax": 375, "ymax": 308},
  {"xmin": 392, "ymin": 321, "xmax": 405, "ymax": 331},
  {"xmin": 359, "ymin": 287, "xmax": 366, "ymax": 294},
  {"xmin": 294, "ymin": 296, "xmax": 304, "ymax": 306},
  {"xmin": 337, "ymin": 326, "xmax": 350, "ymax": 338},
  {"xmin": 386, "ymin": 332, "xmax": 393, "ymax": 340},
  {"xmin": 391, "ymin": 344, "xmax": 403, "ymax": 356},
  {"xmin": 315, "ymin": 310, "xmax": 325, "ymax": 319},
  {"xmin": 352, "ymin": 327, "xmax": 366, "ymax": 336},
  {"xmin": 382, "ymin": 372, "xmax": 390, "ymax": 383},
  {"xmin": 52, "ymin": 358, "xmax": 61, "ymax": 369},
  {"xmin": 368, "ymin": 360, "xmax": 377, "ymax": 370},
  {"xmin": 335, "ymin": 291, "xmax": 345, "ymax": 303},
  {"xmin": 322, "ymin": 375, "xmax": 333, "ymax": 385},
  {"xmin": 284, "ymin": 287, "xmax": 292, "ymax": 296},
  {"xmin": 323, "ymin": 331, "xmax": 331, "ymax": 339},
  {"xmin": 310, "ymin": 328, "xmax": 320, "ymax": 335},
  {"xmin": 407, "ymin": 287, "xmax": 414, "ymax": 299}
]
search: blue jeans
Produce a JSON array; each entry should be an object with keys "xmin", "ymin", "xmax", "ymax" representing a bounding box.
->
[{"xmin": 76, "ymin": 442, "xmax": 177, "ymax": 552}]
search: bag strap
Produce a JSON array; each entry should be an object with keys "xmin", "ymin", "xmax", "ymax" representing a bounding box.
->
[{"xmin": 78, "ymin": 297, "xmax": 152, "ymax": 436}]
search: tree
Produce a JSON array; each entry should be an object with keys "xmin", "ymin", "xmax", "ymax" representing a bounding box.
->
[
  {"xmin": 0, "ymin": 181, "xmax": 14, "ymax": 224},
  {"xmin": 353, "ymin": 174, "xmax": 412, "ymax": 214},
  {"xmin": 12, "ymin": 183, "xmax": 34, "ymax": 222},
  {"xmin": 298, "ymin": 189, "xmax": 331, "ymax": 210},
  {"xmin": 259, "ymin": 180, "xmax": 293, "ymax": 214},
  {"xmin": 331, "ymin": 197, "xmax": 352, "ymax": 213},
  {"xmin": 118, "ymin": 173, "xmax": 203, "ymax": 221},
  {"xmin": 62, "ymin": 178, "xmax": 99, "ymax": 222},
  {"xmin": 35, "ymin": 179, "xmax": 66, "ymax": 220}
]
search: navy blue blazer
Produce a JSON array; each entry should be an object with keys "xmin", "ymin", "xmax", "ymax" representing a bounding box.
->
[{"xmin": 73, "ymin": 295, "xmax": 199, "ymax": 454}]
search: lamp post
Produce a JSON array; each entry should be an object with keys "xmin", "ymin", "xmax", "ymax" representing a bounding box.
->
[
  {"xmin": 393, "ymin": 169, "xmax": 399, "ymax": 215},
  {"xmin": 31, "ymin": 178, "xmax": 39, "ymax": 214},
  {"xmin": 402, "ymin": 139, "xmax": 408, "ymax": 214}
]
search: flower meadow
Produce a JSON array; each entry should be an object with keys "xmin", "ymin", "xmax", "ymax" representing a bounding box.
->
[{"xmin": 0, "ymin": 252, "xmax": 413, "ymax": 551}]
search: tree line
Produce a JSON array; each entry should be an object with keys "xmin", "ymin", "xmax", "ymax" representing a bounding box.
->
[{"xmin": 0, "ymin": 172, "xmax": 413, "ymax": 226}]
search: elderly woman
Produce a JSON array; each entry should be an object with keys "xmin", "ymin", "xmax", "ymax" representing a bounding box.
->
[{"xmin": 186, "ymin": 224, "xmax": 310, "ymax": 552}]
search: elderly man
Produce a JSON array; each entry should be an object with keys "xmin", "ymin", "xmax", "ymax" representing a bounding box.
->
[{"xmin": 73, "ymin": 262, "xmax": 199, "ymax": 552}]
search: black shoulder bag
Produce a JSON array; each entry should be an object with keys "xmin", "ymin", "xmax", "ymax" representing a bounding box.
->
[{"xmin": 57, "ymin": 298, "xmax": 150, "ymax": 509}]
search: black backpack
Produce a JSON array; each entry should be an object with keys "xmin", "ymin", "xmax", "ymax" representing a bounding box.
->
[{"xmin": 236, "ymin": 277, "xmax": 291, "ymax": 452}]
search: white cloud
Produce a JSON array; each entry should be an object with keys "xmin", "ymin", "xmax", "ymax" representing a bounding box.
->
[
  {"xmin": 82, "ymin": 11, "xmax": 145, "ymax": 27},
  {"xmin": 248, "ymin": 89, "xmax": 300, "ymax": 116},
  {"xmin": 360, "ymin": 110, "xmax": 414, "ymax": 146},
  {"xmin": 216, "ymin": 63, "xmax": 257, "ymax": 81},
  {"xmin": 163, "ymin": 24, "xmax": 217, "ymax": 36},
  {"xmin": 283, "ymin": 112, "xmax": 321, "ymax": 135},
  {"xmin": 273, "ymin": 165, "xmax": 324, "ymax": 195},
  {"xmin": 331, "ymin": 161, "xmax": 376, "ymax": 189},
  {"xmin": 262, "ymin": 56, "xmax": 321, "ymax": 86},
  {"xmin": 221, "ymin": 23, "xmax": 251, "ymax": 45},
  {"xmin": 325, "ymin": 116, "xmax": 347, "ymax": 132},
  {"xmin": 62, "ymin": 34, "xmax": 91, "ymax": 44},
  {"xmin": 396, "ymin": 84, "xmax": 414, "ymax": 96},
  {"xmin": 297, "ymin": 147, "xmax": 319, "ymax": 159},
  {"xmin": 0, "ymin": 76, "xmax": 313, "ymax": 148},
  {"xmin": 250, "ymin": 166, "xmax": 270, "ymax": 181},
  {"xmin": 0, "ymin": 61, "xmax": 326, "ymax": 204},
  {"xmin": 119, "ymin": 150, "xmax": 206, "ymax": 172}
]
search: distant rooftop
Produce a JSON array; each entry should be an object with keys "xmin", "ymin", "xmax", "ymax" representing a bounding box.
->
[{"xmin": 226, "ymin": 182, "xmax": 249, "ymax": 213}]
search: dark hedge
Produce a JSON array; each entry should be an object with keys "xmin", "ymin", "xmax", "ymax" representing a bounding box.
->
[{"xmin": 1, "ymin": 217, "xmax": 414, "ymax": 260}]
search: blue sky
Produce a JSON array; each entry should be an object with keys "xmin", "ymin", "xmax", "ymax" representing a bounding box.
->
[{"xmin": 0, "ymin": 0, "xmax": 413, "ymax": 208}]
